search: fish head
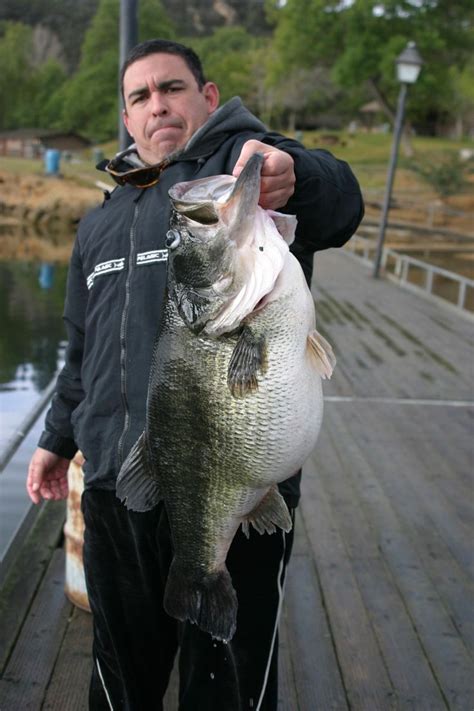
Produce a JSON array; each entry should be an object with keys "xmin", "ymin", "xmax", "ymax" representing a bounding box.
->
[{"xmin": 167, "ymin": 153, "xmax": 266, "ymax": 333}]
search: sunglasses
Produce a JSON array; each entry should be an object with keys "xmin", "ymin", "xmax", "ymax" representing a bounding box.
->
[{"xmin": 103, "ymin": 156, "xmax": 173, "ymax": 188}]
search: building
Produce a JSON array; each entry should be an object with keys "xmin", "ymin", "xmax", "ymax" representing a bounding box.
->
[{"xmin": 0, "ymin": 129, "xmax": 90, "ymax": 158}]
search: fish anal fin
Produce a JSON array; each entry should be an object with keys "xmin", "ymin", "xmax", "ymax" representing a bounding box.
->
[
  {"xmin": 242, "ymin": 485, "xmax": 292, "ymax": 537},
  {"xmin": 227, "ymin": 326, "xmax": 267, "ymax": 398},
  {"xmin": 116, "ymin": 431, "xmax": 162, "ymax": 512},
  {"xmin": 307, "ymin": 329, "xmax": 336, "ymax": 379},
  {"xmin": 164, "ymin": 560, "xmax": 238, "ymax": 642}
]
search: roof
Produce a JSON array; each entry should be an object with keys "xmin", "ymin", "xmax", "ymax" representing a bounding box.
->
[{"xmin": 0, "ymin": 129, "xmax": 90, "ymax": 148}]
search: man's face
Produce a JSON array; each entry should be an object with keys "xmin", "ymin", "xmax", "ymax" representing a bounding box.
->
[{"xmin": 122, "ymin": 53, "xmax": 219, "ymax": 165}]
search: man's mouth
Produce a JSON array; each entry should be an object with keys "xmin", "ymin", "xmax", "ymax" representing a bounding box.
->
[{"xmin": 148, "ymin": 121, "xmax": 183, "ymax": 139}]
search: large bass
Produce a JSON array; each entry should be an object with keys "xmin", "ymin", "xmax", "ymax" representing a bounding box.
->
[{"xmin": 116, "ymin": 152, "xmax": 335, "ymax": 641}]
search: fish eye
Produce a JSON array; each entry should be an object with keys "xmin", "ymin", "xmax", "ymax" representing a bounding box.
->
[{"xmin": 166, "ymin": 229, "xmax": 181, "ymax": 249}]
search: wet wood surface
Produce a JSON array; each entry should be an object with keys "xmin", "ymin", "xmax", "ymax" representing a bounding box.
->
[{"xmin": 0, "ymin": 249, "xmax": 473, "ymax": 709}]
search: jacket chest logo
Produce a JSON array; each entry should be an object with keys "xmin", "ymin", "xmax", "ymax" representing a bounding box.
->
[{"xmin": 86, "ymin": 250, "xmax": 168, "ymax": 290}]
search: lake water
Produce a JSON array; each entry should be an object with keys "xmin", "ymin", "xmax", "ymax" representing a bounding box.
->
[{"xmin": 0, "ymin": 260, "xmax": 68, "ymax": 453}]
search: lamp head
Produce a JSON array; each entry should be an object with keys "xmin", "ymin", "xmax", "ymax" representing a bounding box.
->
[{"xmin": 396, "ymin": 41, "xmax": 423, "ymax": 84}]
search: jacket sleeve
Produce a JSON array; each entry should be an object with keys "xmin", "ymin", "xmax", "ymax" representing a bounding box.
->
[
  {"xmin": 263, "ymin": 134, "xmax": 364, "ymax": 253},
  {"xmin": 37, "ymin": 237, "xmax": 87, "ymax": 459}
]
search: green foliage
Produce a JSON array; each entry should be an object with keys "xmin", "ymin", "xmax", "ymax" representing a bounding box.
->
[
  {"xmin": 0, "ymin": 22, "xmax": 34, "ymax": 129},
  {"xmin": 190, "ymin": 27, "xmax": 263, "ymax": 107},
  {"xmin": 0, "ymin": 0, "xmax": 98, "ymax": 70},
  {"xmin": 31, "ymin": 60, "xmax": 67, "ymax": 128},
  {"xmin": 0, "ymin": 0, "xmax": 473, "ymax": 140},
  {"xmin": 408, "ymin": 153, "xmax": 470, "ymax": 197},
  {"xmin": 0, "ymin": 0, "xmax": 176, "ymax": 140},
  {"xmin": 56, "ymin": 0, "xmax": 175, "ymax": 141},
  {"xmin": 268, "ymin": 0, "xmax": 474, "ymax": 133}
]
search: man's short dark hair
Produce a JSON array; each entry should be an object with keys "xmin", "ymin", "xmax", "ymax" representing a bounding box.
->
[{"xmin": 120, "ymin": 39, "xmax": 206, "ymax": 103}]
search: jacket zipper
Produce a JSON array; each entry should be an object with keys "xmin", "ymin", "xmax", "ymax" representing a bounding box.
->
[{"xmin": 117, "ymin": 201, "xmax": 140, "ymax": 469}]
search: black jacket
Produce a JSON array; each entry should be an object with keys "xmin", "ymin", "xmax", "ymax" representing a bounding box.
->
[{"xmin": 38, "ymin": 97, "xmax": 364, "ymax": 506}]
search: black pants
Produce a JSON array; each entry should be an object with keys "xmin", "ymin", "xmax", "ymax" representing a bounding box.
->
[{"xmin": 82, "ymin": 490, "xmax": 295, "ymax": 711}]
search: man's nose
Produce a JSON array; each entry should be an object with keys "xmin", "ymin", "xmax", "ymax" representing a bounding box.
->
[{"xmin": 150, "ymin": 90, "xmax": 168, "ymax": 115}]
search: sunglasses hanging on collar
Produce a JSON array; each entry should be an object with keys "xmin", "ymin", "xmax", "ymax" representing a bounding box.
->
[
  {"xmin": 97, "ymin": 143, "xmax": 181, "ymax": 188},
  {"xmin": 100, "ymin": 157, "xmax": 173, "ymax": 188}
]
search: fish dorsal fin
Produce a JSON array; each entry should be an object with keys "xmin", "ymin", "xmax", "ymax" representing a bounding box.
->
[
  {"xmin": 218, "ymin": 153, "xmax": 264, "ymax": 243},
  {"xmin": 116, "ymin": 432, "xmax": 162, "ymax": 512},
  {"xmin": 307, "ymin": 329, "xmax": 336, "ymax": 379}
]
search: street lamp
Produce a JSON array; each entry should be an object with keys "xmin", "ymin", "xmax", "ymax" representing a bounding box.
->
[
  {"xmin": 373, "ymin": 41, "xmax": 423, "ymax": 278},
  {"xmin": 118, "ymin": 0, "xmax": 138, "ymax": 152}
]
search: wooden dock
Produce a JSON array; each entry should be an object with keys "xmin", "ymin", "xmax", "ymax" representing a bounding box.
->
[{"xmin": 1, "ymin": 249, "xmax": 473, "ymax": 710}]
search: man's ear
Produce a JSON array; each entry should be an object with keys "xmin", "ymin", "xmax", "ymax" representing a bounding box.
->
[
  {"xmin": 122, "ymin": 108, "xmax": 133, "ymax": 138},
  {"xmin": 203, "ymin": 82, "xmax": 220, "ymax": 114}
]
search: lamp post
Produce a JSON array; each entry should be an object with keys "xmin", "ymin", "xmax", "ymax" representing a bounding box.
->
[
  {"xmin": 118, "ymin": 0, "xmax": 138, "ymax": 152},
  {"xmin": 373, "ymin": 41, "xmax": 423, "ymax": 278}
]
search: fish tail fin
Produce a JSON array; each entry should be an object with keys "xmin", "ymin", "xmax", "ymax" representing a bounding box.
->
[
  {"xmin": 164, "ymin": 560, "xmax": 237, "ymax": 642},
  {"xmin": 116, "ymin": 431, "xmax": 162, "ymax": 512},
  {"xmin": 242, "ymin": 485, "xmax": 292, "ymax": 538},
  {"xmin": 307, "ymin": 329, "xmax": 336, "ymax": 379}
]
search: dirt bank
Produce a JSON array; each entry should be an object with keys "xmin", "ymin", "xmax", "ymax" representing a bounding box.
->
[{"xmin": 0, "ymin": 171, "xmax": 103, "ymax": 230}]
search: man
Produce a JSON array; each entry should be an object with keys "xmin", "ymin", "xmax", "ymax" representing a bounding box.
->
[{"xmin": 27, "ymin": 39, "xmax": 363, "ymax": 710}]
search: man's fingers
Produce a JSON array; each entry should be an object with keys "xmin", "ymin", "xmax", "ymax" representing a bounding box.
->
[
  {"xmin": 233, "ymin": 140, "xmax": 295, "ymax": 210},
  {"xmin": 258, "ymin": 189, "xmax": 294, "ymax": 211},
  {"xmin": 27, "ymin": 461, "xmax": 43, "ymax": 503},
  {"xmin": 232, "ymin": 139, "xmax": 267, "ymax": 176}
]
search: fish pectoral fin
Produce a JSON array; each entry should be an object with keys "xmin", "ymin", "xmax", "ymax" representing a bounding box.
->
[
  {"xmin": 116, "ymin": 431, "xmax": 162, "ymax": 512},
  {"xmin": 242, "ymin": 485, "xmax": 293, "ymax": 537},
  {"xmin": 227, "ymin": 326, "xmax": 267, "ymax": 397},
  {"xmin": 307, "ymin": 329, "xmax": 336, "ymax": 379}
]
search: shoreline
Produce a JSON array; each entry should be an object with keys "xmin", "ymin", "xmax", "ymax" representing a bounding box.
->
[{"xmin": 0, "ymin": 170, "xmax": 103, "ymax": 230}]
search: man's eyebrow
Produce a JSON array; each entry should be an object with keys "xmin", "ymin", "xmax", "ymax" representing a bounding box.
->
[
  {"xmin": 127, "ymin": 79, "xmax": 186, "ymax": 101},
  {"xmin": 156, "ymin": 79, "xmax": 187, "ymax": 91}
]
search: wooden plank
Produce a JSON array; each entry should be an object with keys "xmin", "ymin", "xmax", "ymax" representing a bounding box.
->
[
  {"xmin": 312, "ymin": 251, "xmax": 474, "ymax": 403},
  {"xmin": 308, "ymin": 429, "xmax": 448, "ymax": 709},
  {"xmin": 284, "ymin": 512, "xmax": 348, "ymax": 710},
  {"xmin": 352, "ymin": 403, "xmax": 474, "ymax": 654},
  {"xmin": 42, "ymin": 607, "xmax": 92, "ymax": 711},
  {"xmin": 323, "ymin": 404, "xmax": 474, "ymax": 710},
  {"xmin": 360, "ymin": 402, "xmax": 474, "ymax": 578},
  {"xmin": 0, "ymin": 549, "xmax": 72, "ymax": 709},
  {"xmin": 299, "ymin": 462, "xmax": 395, "ymax": 710},
  {"xmin": 400, "ymin": 406, "xmax": 474, "ymax": 513},
  {"xmin": 0, "ymin": 500, "xmax": 66, "ymax": 674},
  {"xmin": 278, "ymin": 607, "xmax": 300, "ymax": 710}
]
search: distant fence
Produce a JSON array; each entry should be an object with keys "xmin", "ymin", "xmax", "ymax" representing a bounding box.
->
[{"xmin": 346, "ymin": 234, "xmax": 474, "ymax": 314}]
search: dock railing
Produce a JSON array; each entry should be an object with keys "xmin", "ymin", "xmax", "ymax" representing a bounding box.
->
[{"xmin": 346, "ymin": 233, "xmax": 474, "ymax": 313}]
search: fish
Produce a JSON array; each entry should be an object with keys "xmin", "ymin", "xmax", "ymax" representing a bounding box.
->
[{"xmin": 116, "ymin": 152, "xmax": 335, "ymax": 642}]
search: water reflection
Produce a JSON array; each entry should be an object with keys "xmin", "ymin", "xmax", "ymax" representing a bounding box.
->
[
  {"xmin": 0, "ymin": 260, "xmax": 69, "ymax": 451},
  {"xmin": 39, "ymin": 263, "xmax": 55, "ymax": 290}
]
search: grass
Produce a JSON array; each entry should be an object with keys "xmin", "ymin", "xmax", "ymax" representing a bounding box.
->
[
  {"xmin": 290, "ymin": 130, "xmax": 474, "ymax": 193},
  {"xmin": 1, "ymin": 132, "xmax": 472, "ymax": 197},
  {"xmin": 0, "ymin": 154, "xmax": 116, "ymax": 190}
]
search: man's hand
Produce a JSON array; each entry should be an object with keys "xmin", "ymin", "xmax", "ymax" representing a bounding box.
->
[
  {"xmin": 27, "ymin": 447, "xmax": 70, "ymax": 504},
  {"xmin": 233, "ymin": 139, "xmax": 295, "ymax": 211}
]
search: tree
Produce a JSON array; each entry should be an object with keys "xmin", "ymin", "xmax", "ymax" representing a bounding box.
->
[
  {"xmin": 0, "ymin": 0, "xmax": 99, "ymax": 71},
  {"xmin": 266, "ymin": 0, "xmax": 474, "ymax": 136},
  {"xmin": 58, "ymin": 0, "xmax": 175, "ymax": 141},
  {"xmin": 191, "ymin": 27, "xmax": 263, "ymax": 109},
  {"xmin": 0, "ymin": 22, "xmax": 34, "ymax": 129},
  {"xmin": 31, "ymin": 59, "xmax": 67, "ymax": 128}
]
